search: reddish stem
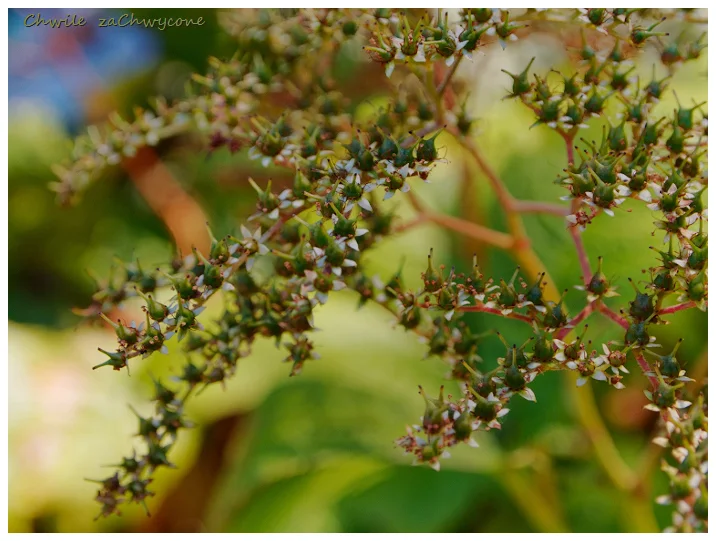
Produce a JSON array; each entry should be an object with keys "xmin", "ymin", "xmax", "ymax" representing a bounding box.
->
[
  {"xmin": 555, "ymin": 301, "xmax": 596, "ymax": 339},
  {"xmin": 659, "ymin": 301, "xmax": 697, "ymax": 315},
  {"xmin": 598, "ymin": 303, "xmax": 630, "ymax": 330},
  {"xmin": 513, "ymin": 200, "xmax": 570, "ymax": 216},
  {"xmin": 568, "ymin": 200, "xmax": 592, "ymax": 284},
  {"xmin": 565, "ymin": 136, "xmax": 575, "ymax": 166},
  {"xmin": 458, "ymin": 304, "xmax": 533, "ymax": 323},
  {"xmin": 634, "ymin": 352, "xmax": 659, "ymax": 390}
]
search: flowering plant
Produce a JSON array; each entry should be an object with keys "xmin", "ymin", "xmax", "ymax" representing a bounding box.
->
[{"xmin": 54, "ymin": 8, "xmax": 707, "ymax": 532}]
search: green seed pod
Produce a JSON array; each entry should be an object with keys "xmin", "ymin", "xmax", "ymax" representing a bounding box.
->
[
  {"xmin": 587, "ymin": 8, "xmax": 606, "ymax": 26},
  {"xmin": 152, "ymin": 378, "xmax": 177, "ymax": 406},
  {"xmin": 525, "ymin": 272, "xmax": 545, "ymax": 305},
  {"xmin": 377, "ymin": 135, "xmax": 399, "ymax": 160},
  {"xmin": 686, "ymin": 32, "xmax": 707, "ymax": 60},
  {"xmin": 472, "ymin": 392, "xmax": 498, "ymax": 422},
  {"xmin": 119, "ymin": 455, "xmax": 140, "ymax": 474},
  {"xmin": 653, "ymin": 267, "xmax": 675, "ymax": 292},
  {"xmin": 342, "ymin": 20, "xmax": 358, "ymax": 36},
  {"xmin": 532, "ymin": 329, "xmax": 554, "ymax": 363},
  {"xmin": 584, "ymin": 88, "xmax": 612, "ymax": 115},
  {"xmin": 676, "ymin": 97, "xmax": 706, "ymax": 131},
  {"xmin": 420, "ymin": 385, "xmax": 448, "ymax": 432},
  {"xmin": 502, "ymin": 57, "xmax": 535, "ymax": 98},
  {"xmin": 471, "ymin": 370, "xmax": 496, "ymax": 398},
  {"xmin": 687, "ymin": 238, "xmax": 707, "ymax": 270},
  {"xmin": 400, "ymin": 303, "xmax": 422, "ymax": 330},
  {"xmin": 608, "ymin": 121, "xmax": 628, "ymax": 152},
  {"xmin": 100, "ymin": 313, "xmax": 139, "ymax": 345},
  {"xmin": 625, "ymin": 320, "xmax": 650, "ymax": 346},
  {"xmin": 630, "ymin": 18, "xmax": 668, "ymax": 46},
  {"xmin": 562, "ymin": 73, "xmax": 581, "ymax": 97},
  {"xmin": 504, "ymin": 362, "xmax": 526, "ymax": 391},
  {"xmin": 542, "ymin": 290, "xmax": 568, "ymax": 328},
  {"xmin": 666, "ymin": 120, "xmax": 686, "ymax": 154},
  {"xmin": 645, "ymin": 65, "xmax": 670, "ymax": 100},
  {"xmin": 687, "ymin": 268, "xmax": 707, "ymax": 302},
  {"xmin": 93, "ymin": 348, "xmax": 127, "ymax": 371},
  {"xmin": 180, "ymin": 361, "xmax": 204, "ymax": 385},
  {"xmin": 416, "ymin": 131, "xmax": 442, "ymax": 162},
  {"xmin": 140, "ymin": 316, "xmax": 165, "ymax": 353},
  {"xmin": 393, "ymin": 143, "xmax": 416, "ymax": 168},
  {"xmin": 661, "ymin": 42, "xmax": 683, "ymax": 66},
  {"xmin": 166, "ymin": 272, "xmax": 199, "ymax": 299},
  {"xmin": 587, "ymin": 256, "xmax": 610, "ymax": 296},
  {"xmin": 610, "ymin": 66, "xmax": 635, "ymax": 91},
  {"xmin": 627, "ymin": 278, "xmax": 654, "ymax": 321},
  {"xmin": 641, "ymin": 118, "xmax": 666, "ymax": 146},
  {"xmin": 646, "ymin": 339, "xmax": 683, "ymax": 379},
  {"xmin": 628, "ymin": 167, "xmax": 648, "ymax": 192},
  {"xmin": 422, "ymin": 248, "xmax": 443, "ymax": 292}
]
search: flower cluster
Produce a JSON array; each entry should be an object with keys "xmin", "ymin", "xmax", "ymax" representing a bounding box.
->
[{"xmin": 53, "ymin": 8, "xmax": 706, "ymax": 531}]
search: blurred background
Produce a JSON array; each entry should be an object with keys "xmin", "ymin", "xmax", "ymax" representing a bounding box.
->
[{"xmin": 7, "ymin": 8, "xmax": 708, "ymax": 533}]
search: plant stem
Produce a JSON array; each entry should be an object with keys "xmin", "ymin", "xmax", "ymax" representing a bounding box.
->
[
  {"xmin": 659, "ymin": 301, "xmax": 697, "ymax": 315},
  {"xmin": 598, "ymin": 303, "xmax": 629, "ymax": 329},
  {"xmin": 403, "ymin": 190, "xmax": 515, "ymax": 250},
  {"xmin": 437, "ymin": 55, "xmax": 463, "ymax": 98},
  {"xmin": 564, "ymin": 371, "xmax": 639, "ymax": 493},
  {"xmin": 457, "ymin": 304, "xmax": 534, "ymax": 323},
  {"xmin": 449, "ymin": 126, "xmax": 659, "ymax": 531},
  {"xmin": 500, "ymin": 467, "xmax": 570, "ymax": 532},
  {"xmin": 451, "ymin": 131, "xmax": 561, "ymax": 300},
  {"xmin": 568, "ymin": 199, "xmax": 591, "ymax": 284},
  {"xmin": 512, "ymin": 200, "xmax": 569, "ymax": 216},
  {"xmin": 555, "ymin": 301, "xmax": 596, "ymax": 339},
  {"xmin": 634, "ymin": 352, "xmax": 659, "ymax": 390}
]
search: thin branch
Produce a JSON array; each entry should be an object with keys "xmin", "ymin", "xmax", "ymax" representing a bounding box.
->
[
  {"xmin": 428, "ymin": 213, "xmax": 514, "ymax": 250},
  {"xmin": 437, "ymin": 55, "xmax": 463, "ymax": 98},
  {"xmin": 513, "ymin": 200, "xmax": 570, "ymax": 216},
  {"xmin": 454, "ymin": 131, "xmax": 515, "ymax": 212},
  {"xmin": 598, "ymin": 303, "xmax": 629, "ymax": 330},
  {"xmin": 634, "ymin": 352, "xmax": 659, "ymax": 390},
  {"xmin": 457, "ymin": 304, "xmax": 534, "ymax": 323},
  {"xmin": 555, "ymin": 301, "xmax": 596, "ymax": 339},
  {"xmin": 659, "ymin": 301, "xmax": 697, "ymax": 315},
  {"xmin": 568, "ymin": 199, "xmax": 591, "ymax": 284},
  {"xmin": 403, "ymin": 190, "xmax": 515, "ymax": 250}
]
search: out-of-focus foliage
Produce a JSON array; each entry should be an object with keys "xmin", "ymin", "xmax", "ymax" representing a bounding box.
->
[{"xmin": 8, "ymin": 8, "xmax": 707, "ymax": 533}]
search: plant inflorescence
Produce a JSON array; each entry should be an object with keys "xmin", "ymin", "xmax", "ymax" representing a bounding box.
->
[{"xmin": 53, "ymin": 8, "xmax": 707, "ymax": 532}]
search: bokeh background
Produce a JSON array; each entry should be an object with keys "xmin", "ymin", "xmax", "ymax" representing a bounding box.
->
[{"xmin": 8, "ymin": 8, "xmax": 708, "ymax": 533}]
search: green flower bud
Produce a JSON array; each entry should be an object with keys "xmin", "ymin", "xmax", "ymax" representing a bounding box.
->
[
  {"xmin": 420, "ymin": 385, "xmax": 448, "ymax": 433},
  {"xmin": 422, "ymin": 248, "xmax": 443, "ymax": 292},
  {"xmin": 587, "ymin": 8, "xmax": 606, "ymax": 25},
  {"xmin": 342, "ymin": 20, "xmax": 358, "ymax": 36},
  {"xmin": 93, "ymin": 348, "xmax": 127, "ymax": 371},
  {"xmin": 608, "ymin": 121, "xmax": 628, "ymax": 152},
  {"xmin": 625, "ymin": 320, "xmax": 650, "ymax": 346},
  {"xmin": 502, "ymin": 57, "xmax": 535, "ymax": 98},
  {"xmin": 504, "ymin": 362, "xmax": 526, "ymax": 391},
  {"xmin": 472, "ymin": 392, "xmax": 498, "ymax": 422},
  {"xmin": 453, "ymin": 411, "xmax": 475, "ymax": 441},
  {"xmin": 687, "ymin": 268, "xmax": 707, "ymax": 302},
  {"xmin": 416, "ymin": 130, "xmax": 442, "ymax": 162},
  {"xmin": 630, "ymin": 18, "xmax": 668, "ymax": 46},
  {"xmin": 587, "ymin": 256, "xmax": 610, "ymax": 296},
  {"xmin": 646, "ymin": 339, "xmax": 683, "ymax": 379},
  {"xmin": 627, "ymin": 278, "xmax": 655, "ymax": 321},
  {"xmin": 100, "ymin": 313, "xmax": 139, "ymax": 345}
]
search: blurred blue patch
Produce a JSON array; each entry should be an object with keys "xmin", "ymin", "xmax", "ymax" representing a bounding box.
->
[{"xmin": 8, "ymin": 8, "xmax": 161, "ymax": 129}]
